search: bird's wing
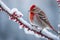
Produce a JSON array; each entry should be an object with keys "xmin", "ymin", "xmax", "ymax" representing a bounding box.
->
[{"xmin": 36, "ymin": 11, "xmax": 52, "ymax": 27}]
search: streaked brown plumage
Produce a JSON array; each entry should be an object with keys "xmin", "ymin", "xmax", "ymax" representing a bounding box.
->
[{"xmin": 29, "ymin": 5, "xmax": 58, "ymax": 33}]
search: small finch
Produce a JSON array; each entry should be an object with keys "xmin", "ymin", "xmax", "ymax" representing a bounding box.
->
[{"xmin": 29, "ymin": 5, "xmax": 58, "ymax": 33}]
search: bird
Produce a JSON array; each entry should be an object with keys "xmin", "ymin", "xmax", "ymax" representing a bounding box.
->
[{"xmin": 29, "ymin": 4, "xmax": 58, "ymax": 33}]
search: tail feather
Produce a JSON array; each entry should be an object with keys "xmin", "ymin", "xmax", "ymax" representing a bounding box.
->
[{"xmin": 48, "ymin": 24, "xmax": 58, "ymax": 34}]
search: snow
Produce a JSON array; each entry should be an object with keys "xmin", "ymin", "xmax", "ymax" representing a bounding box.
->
[
  {"xmin": 18, "ymin": 18, "xmax": 41, "ymax": 32},
  {"xmin": 0, "ymin": 0, "xmax": 11, "ymax": 13},
  {"xmin": 19, "ymin": 18, "xmax": 59, "ymax": 40},
  {"xmin": 0, "ymin": 0, "xmax": 59, "ymax": 40},
  {"xmin": 11, "ymin": 8, "xmax": 23, "ymax": 17},
  {"xmin": 24, "ymin": 27, "xmax": 44, "ymax": 38},
  {"xmin": 0, "ymin": 0, "xmax": 23, "ymax": 17},
  {"xmin": 42, "ymin": 28, "xmax": 59, "ymax": 40}
]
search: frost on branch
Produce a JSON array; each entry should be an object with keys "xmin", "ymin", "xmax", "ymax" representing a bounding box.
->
[
  {"xmin": 0, "ymin": 0, "xmax": 59, "ymax": 40},
  {"xmin": 9, "ymin": 8, "xmax": 23, "ymax": 21}
]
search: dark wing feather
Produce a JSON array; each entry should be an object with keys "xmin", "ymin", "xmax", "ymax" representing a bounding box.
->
[
  {"xmin": 38, "ymin": 11, "xmax": 58, "ymax": 34},
  {"xmin": 37, "ymin": 11, "xmax": 52, "ymax": 28}
]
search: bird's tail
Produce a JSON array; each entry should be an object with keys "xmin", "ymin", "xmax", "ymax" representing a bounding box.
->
[{"xmin": 48, "ymin": 24, "xmax": 58, "ymax": 34}]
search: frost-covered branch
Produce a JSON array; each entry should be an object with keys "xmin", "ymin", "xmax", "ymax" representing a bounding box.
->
[{"xmin": 0, "ymin": 0, "xmax": 59, "ymax": 40}]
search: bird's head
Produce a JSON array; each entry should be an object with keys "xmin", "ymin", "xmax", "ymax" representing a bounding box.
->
[
  {"xmin": 30, "ymin": 5, "xmax": 41, "ymax": 14},
  {"xmin": 30, "ymin": 5, "xmax": 36, "ymax": 11}
]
